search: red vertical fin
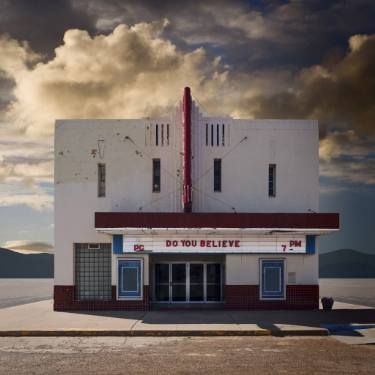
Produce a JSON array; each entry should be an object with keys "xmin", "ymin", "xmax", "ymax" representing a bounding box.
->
[{"xmin": 182, "ymin": 87, "xmax": 192, "ymax": 213}]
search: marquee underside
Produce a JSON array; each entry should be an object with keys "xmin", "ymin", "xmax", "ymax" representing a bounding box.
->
[{"xmin": 95, "ymin": 212, "xmax": 340, "ymax": 235}]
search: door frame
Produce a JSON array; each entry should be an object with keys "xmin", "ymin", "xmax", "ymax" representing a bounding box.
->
[{"xmin": 153, "ymin": 261, "xmax": 224, "ymax": 303}]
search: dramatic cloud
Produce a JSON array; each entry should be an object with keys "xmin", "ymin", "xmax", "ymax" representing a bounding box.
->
[
  {"xmin": 0, "ymin": 0, "xmax": 94, "ymax": 55},
  {"xmin": 2, "ymin": 240, "xmax": 53, "ymax": 253},
  {"xmin": 0, "ymin": 20, "xmax": 239, "ymax": 209},
  {"xmin": 0, "ymin": 20, "xmax": 238, "ymax": 137},
  {"xmin": 241, "ymin": 33, "xmax": 375, "ymax": 185},
  {"xmin": 0, "ymin": 19, "xmax": 375, "ymax": 211},
  {"xmin": 73, "ymin": 0, "xmax": 375, "ymax": 70},
  {"xmin": 320, "ymin": 131, "xmax": 375, "ymax": 186},
  {"xmin": 248, "ymin": 34, "xmax": 375, "ymax": 136}
]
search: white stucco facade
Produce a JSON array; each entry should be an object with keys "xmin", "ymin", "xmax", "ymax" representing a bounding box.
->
[
  {"xmin": 54, "ymin": 90, "xmax": 339, "ymax": 311},
  {"xmin": 55, "ymin": 112, "xmax": 319, "ymax": 286}
]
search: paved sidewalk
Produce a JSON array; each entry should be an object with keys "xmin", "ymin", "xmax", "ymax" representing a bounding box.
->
[{"xmin": 0, "ymin": 300, "xmax": 374, "ymax": 338}]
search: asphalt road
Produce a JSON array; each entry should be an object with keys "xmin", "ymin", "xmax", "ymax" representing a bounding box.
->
[{"xmin": 0, "ymin": 336, "xmax": 374, "ymax": 374}]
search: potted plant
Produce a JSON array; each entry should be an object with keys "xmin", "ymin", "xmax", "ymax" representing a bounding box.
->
[{"xmin": 321, "ymin": 297, "xmax": 334, "ymax": 311}]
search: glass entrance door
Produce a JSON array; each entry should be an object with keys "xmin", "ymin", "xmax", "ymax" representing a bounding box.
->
[
  {"xmin": 189, "ymin": 264, "xmax": 204, "ymax": 301},
  {"xmin": 155, "ymin": 263, "xmax": 169, "ymax": 302},
  {"xmin": 206, "ymin": 263, "xmax": 221, "ymax": 301},
  {"xmin": 171, "ymin": 264, "xmax": 186, "ymax": 301},
  {"xmin": 154, "ymin": 262, "xmax": 222, "ymax": 303}
]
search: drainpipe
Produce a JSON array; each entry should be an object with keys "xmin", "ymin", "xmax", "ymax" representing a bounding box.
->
[{"xmin": 182, "ymin": 87, "xmax": 192, "ymax": 213}]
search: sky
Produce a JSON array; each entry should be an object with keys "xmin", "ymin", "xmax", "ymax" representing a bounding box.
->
[{"xmin": 0, "ymin": 0, "xmax": 374, "ymax": 254}]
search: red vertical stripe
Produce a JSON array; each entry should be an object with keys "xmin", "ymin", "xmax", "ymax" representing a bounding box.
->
[{"xmin": 183, "ymin": 87, "xmax": 192, "ymax": 213}]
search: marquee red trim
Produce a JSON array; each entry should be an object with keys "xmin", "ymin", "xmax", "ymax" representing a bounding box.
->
[{"xmin": 95, "ymin": 212, "xmax": 339, "ymax": 230}]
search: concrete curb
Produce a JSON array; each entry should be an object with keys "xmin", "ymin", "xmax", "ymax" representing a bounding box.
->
[
  {"xmin": 0, "ymin": 328, "xmax": 329, "ymax": 337},
  {"xmin": 271, "ymin": 328, "xmax": 330, "ymax": 337}
]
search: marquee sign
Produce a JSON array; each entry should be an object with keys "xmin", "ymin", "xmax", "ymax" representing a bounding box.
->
[{"xmin": 122, "ymin": 235, "xmax": 307, "ymax": 254}]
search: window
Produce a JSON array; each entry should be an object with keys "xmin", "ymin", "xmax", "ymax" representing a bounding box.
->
[
  {"xmin": 153, "ymin": 159, "xmax": 161, "ymax": 192},
  {"xmin": 155, "ymin": 124, "xmax": 159, "ymax": 146},
  {"xmin": 98, "ymin": 163, "xmax": 106, "ymax": 197},
  {"xmin": 205, "ymin": 123, "xmax": 209, "ymax": 146},
  {"xmin": 75, "ymin": 243, "xmax": 112, "ymax": 301},
  {"xmin": 216, "ymin": 124, "xmax": 219, "ymax": 146},
  {"xmin": 118, "ymin": 259, "xmax": 143, "ymax": 299},
  {"xmin": 214, "ymin": 158, "xmax": 221, "ymax": 192},
  {"xmin": 260, "ymin": 259, "xmax": 285, "ymax": 300},
  {"xmin": 268, "ymin": 164, "xmax": 276, "ymax": 197}
]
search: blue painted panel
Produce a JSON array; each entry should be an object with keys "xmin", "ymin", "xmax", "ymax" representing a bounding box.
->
[
  {"xmin": 261, "ymin": 260, "xmax": 285, "ymax": 299},
  {"xmin": 306, "ymin": 235, "xmax": 316, "ymax": 254},
  {"xmin": 112, "ymin": 234, "xmax": 123, "ymax": 254},
  {"xmin": 118, "ymin": 259, "xmax": 142, "ymax": 298}
]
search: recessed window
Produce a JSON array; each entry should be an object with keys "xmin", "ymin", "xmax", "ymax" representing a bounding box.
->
[
  {"xmin": 98, "ymin": 163, "xmax": 106, "ymax": 197},
  {"xmin": 214, "ymin": 158, "xmax": 221, "ymax": 192},
  {"xmin": 155, "ymin": 124, "xmax": 159, "ymax": 146},
  {"xmin": 268, "ymin": 164, "xmax": 276, "ymax": 197},
  {"xmin": 153, "ymin": 158, "xmax": 161, "ymax": 192},
  {"xmin": 118, "ymin": 259, "xmax": 143, "ymax": 299},
  {"xmin": 260, "ymin": 259, "xmax": 285, "ymax": 300}
]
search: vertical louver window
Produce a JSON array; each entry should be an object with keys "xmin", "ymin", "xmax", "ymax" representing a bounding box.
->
[
  {"xmin": 214, "ymin": 159, "xmax": 221, "ymax": 192},
  {"xmin": 268, "ymin": 164, "xmax": 276, "ymax": 197},
  {"xmin": 98, "ymin": 163, "xmax": 106, "ymax": 197},
  {"xmin": 153, "ymin": 159, "xmax": 161, "ymax": 192}
]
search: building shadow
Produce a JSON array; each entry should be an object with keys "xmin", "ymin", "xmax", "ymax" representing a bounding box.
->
[{"xmin": 62, "ymin": 308, "xmax": 375, "ymax": 332}]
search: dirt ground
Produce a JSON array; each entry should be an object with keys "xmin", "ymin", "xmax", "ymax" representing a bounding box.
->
[{"xmin": 0, "ymin": 336, "xmax": 374, "ymax": 375}]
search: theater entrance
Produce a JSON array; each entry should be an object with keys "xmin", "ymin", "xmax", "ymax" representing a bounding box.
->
[{"xmin": 153, "ymin": 262, "xmax": 223, "ymax": 303}]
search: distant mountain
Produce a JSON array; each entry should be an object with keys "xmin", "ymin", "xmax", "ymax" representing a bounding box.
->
[
  {"xmin": 0, "ymin": 248, "xmax": 53, "ymax": 278},
  {"xmin": 1, "ymin": 246, "xmax": 373, "ymax": 278},
  {"xmin": 319, "ymin": 249, "xmax": 375, "ymax": 278}
]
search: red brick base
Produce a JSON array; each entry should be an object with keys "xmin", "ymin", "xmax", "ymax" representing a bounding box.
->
[
  {"xmin": 54, "ymin": 284, "xmax": 318, "ymax": 311},
  {"xmin": 225, "ymin": 285, "xmax": 319, "ymax": 310},
  {"xmin": 54, "ymin": 285, "xmax": 150, "ymax": 311}
]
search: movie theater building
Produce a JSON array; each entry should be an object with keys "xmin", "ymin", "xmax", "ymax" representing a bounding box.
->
[{"xmin": 54, "ymin": 87, "xmax": 339, "ymax": 311}]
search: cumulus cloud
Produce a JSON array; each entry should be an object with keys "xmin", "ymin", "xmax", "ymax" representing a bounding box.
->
[
  {"xmin": 247, "ymin": 34, "xmax": 375, "ymax": 136},
  {"xmin": 2, "ymin": 240, "xmax": 53, "ymax": 253},
  {"xmin": 0, "ymin": 20, "xmax": 242, "ymax": 209},
  {"xmin": 1, "ymin": 20, "xmax": 239, "ymax": 138},
  {"xmin": 240, "ymin": 33, "xmax": 375, "ymax": 184},
  {"xmin": 0, "ymin": 20, "xmax": 374, "ymax": 197}
]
